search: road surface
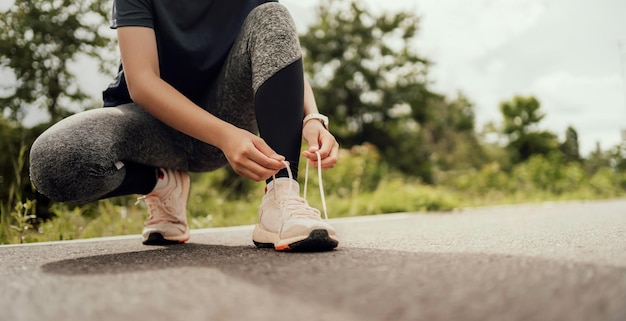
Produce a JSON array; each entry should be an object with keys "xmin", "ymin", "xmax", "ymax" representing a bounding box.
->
[{"xmin": 1, "ymin": 199, "xmax": 625, "ymax": 321}]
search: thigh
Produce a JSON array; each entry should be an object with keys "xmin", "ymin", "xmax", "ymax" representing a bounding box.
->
[
  {"xmin": 30, "ymin": 104, "xmax": 228, "ymax": 203},
  {"xmin": 202, "ymin": 2, "xmax": 302, "ymax": 135},
  {"xmin": 37, "ymin": 104, "xmax": 186, "ymax": 168},
  {"xmin": 32, "ymin": 104, "xmax": 226, "ymax": 172},
  {"xmin": 114, "ymin": 104, "xmax": 225, "ymax": 171}
]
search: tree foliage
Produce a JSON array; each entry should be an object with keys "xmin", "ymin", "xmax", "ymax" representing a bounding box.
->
[
  {"xmin": 300, "ymin": 0, "xmax": 444, "ymax": 181},
  {"xmin": 0, "ymin": 116, "xmax": 51, "ymax": 221},
  {"xmin": 0, "ymin": 0, "xmax": 114, "ymax": 123},
  {"xmin": 501, "ymin": 96, "xmax": 544, "ymax": 137},
  {"xmin": 560, "ymin": 126, "xmax": 581, "ymax": 163},
  {"xmin": 424, "ymin": 92, "xmax": 486, "ymax": 171},
  {"xmin": 499, "ymin": 96, "xmax": 559, "ymax": 163}
]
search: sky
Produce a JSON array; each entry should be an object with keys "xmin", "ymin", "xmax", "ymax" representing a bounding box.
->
[
  {"xmin": 284, "ymin": 0, "xmax": 626, "ymax": 155},
  {"xmin": 2, "ymin": 0, "xmax": 626, "ymax": 155}
]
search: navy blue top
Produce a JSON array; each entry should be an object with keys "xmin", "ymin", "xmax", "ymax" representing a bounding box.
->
[{"xmin": 103, "ymin": 0, "xmax": 276, "ymax": 107}]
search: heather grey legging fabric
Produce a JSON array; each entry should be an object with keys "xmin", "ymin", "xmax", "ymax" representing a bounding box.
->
[{"xmin": 29, "ymin": 3, "xmax": 303, "ymax": 203}]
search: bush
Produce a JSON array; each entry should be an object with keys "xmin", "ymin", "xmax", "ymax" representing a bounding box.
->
[{"xmin": 3, "ymin": 142, "xmax": 624, "ymax": 244}]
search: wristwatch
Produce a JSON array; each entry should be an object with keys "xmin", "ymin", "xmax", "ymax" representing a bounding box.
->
[{"xmin": 303, "ymin": 113, "xmax": 329, "ymax": 129}]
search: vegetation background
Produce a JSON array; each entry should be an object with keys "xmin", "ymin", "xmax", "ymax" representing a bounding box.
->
[{"xmin": 1, "ymin": 0, "xmax": 625, "ymax": 244}]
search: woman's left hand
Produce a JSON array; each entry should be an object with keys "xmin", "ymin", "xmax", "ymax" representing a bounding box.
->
[{"xmin": 302, "ymin": 120, "xmax": 339, "ymax": 169}]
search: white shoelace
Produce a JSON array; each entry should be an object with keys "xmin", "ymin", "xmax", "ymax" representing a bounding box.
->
[
  {"xmin": 272, "ymin": 150, "xmax": 329, "ymax": 221},
  {"xmin": 304, "ymin": 151, "xmax": 328, "ymax": 221},
  {"xmin": 136, "ymin": 194, "xmax": 178, "ymax": 224}
]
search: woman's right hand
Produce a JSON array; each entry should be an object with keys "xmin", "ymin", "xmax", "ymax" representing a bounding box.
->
[{"xmin": 219, "ymin": 127, "xmax": 286, "ymax": 181}]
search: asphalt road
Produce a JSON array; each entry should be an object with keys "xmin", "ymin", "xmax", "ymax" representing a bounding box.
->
[{"xmin": 1, "ymin": 199, "xmax": 625, "ymax": 321}]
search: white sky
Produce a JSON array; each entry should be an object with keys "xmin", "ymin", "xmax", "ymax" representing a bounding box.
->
[
  {"xmin": 285, "ymin": 0, "xmax": 626, "ymax": 155},
  {"xmin": 2, "ymin": 0, "xmax": 625, "ymax": 155}
]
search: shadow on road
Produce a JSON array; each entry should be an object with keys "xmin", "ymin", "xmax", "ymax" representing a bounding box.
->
[{"xmin": 40, "ymin": 243, "xmax": 626, "ymax": 321}]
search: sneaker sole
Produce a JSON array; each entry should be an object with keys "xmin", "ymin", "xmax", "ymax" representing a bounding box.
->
[
  {"xmin": 253, "ymin": 228, "xmax": 339, "ymax": 252},
  {"xmin": 142, "ymin": 232, "xmax": 189, "ymax": 246}
]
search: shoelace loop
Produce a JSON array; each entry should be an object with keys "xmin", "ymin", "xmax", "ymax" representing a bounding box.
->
[
  {"xmin": 136, "ymin": 194, "xmax": 179, "ymax": 224},
  {"xmin": 272, "ymin": 150, "xmax": 329, "ymax": 221}
]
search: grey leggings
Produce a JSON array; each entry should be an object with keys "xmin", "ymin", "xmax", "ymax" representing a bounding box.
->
[{"xmin": 30, "ymin": 3, "xmax": 303, "ymax": 204}]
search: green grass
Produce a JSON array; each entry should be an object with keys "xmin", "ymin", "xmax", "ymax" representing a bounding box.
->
[{"xmin": 1, "ymin": 148, "xmax": 625, "ymax": 244}]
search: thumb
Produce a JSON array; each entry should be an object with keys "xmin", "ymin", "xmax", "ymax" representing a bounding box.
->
[
  {"xmin": 253, "ymin": 138, "xmax": 285, "ymax": 161},
  {"xmin": 303, "ymin": 132, "xmax": 320, "ymax": 152}
]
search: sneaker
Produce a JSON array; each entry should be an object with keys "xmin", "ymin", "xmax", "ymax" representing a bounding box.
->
[
  {"xmin": 253, "ymin": 177, "xmax": 339, "ymax": 251},
  {"xmin": 136, "ymin": 168, "xmax": 190, "ymax": 245}
]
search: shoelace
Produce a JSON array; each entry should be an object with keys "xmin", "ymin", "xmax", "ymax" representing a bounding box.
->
[
  {"xmin": 304, "ymin": 151, "xmax": 328, "ymax": 220},
  {"xmin": 136, "ymin": 194, "xmax": 179, "ymax": 224},
  {"xmin": 272, "ymin": 150, "xmax": 329, "ymax": 221}
]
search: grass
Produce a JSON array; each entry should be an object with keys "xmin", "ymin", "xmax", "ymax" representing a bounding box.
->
[{"xmin": 1, "ymin": 147, "xmax": 625, "ymax": 244}]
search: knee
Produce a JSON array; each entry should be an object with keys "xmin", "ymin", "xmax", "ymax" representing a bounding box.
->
[
  {"xmin": 29, "ymin": 118, "xmax": 118, "ymax": 203},
  {"xmin": 246, "ymin": 3, "xmax": 302, "ymax": 91},
  {"xmin": 248, "ymin": 3, "xmax": 300, "ymax": 46},
  {"xmin": 29, "ymin": 127, "xmax": 80, "ymax": 202},
  {"xmin": 251, "ymin": 2, "xmax": 293, "ymax": 22}
]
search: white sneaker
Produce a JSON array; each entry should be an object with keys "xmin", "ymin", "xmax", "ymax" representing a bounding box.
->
[
  {"xmin": 253, "ymin": 177, "xmax": 339, "ymax": 251},
  {"xmin": 137, "ymin": 168, "xmax": 190, "ymax": 245}
]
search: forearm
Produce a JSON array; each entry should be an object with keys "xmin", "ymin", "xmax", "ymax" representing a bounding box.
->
[
  {"xmin": 303, "ymin": 77, "xmax": 319, "ymax": 116},
  {"xmin": 118, "ymin": 26, "xmax": 236, "ymax": 150},
  {"xmin": 129, "ymin": 75, "xmax": 235, "ymax": 150}
]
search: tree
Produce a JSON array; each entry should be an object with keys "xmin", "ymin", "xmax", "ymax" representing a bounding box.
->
[
  {"xmin": 300, "ymin": 0, "xmax": 441, "ymax": 181},
  {"xmin": 500, "ymin": 96, "xmax": 543, "ymax": 140},
  {"xmin": 608, "ymin": 142, "xmax": 626, "ymax": 173},
  {"xmin": 0, "ymin": 0, "xmax": 115, "ymax": 123},
  {"xmin": 424, "ymin": 92, "xmax": 486, "ymax": 171},
  {"xmin": 0, "ymin": 1, "xmax": 115, "ymax": 224},
  {"xmin": 585, "ymin": 142, "xmax": 611, "ymax": 175},
  {"xmin": 559, "ymin": 126, "xmax": 581, "ymax": 163},
  {"xmin": 499, "ymin": 96, "xmax": 559, "ymax": 163},
  {"xmin": 0, "ymin": 115, "xmax": 51, "ymax": 222}
]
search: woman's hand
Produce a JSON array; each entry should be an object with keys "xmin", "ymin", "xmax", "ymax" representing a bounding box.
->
[
  {"xmin": 302, "ymin": 120, "xmax": 339, "ymax": 169},
  {"xmin": 219, "ymin": 126, "xmax": 286, "ymax": 181}
]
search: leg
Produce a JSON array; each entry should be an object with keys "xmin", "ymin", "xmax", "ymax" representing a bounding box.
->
[
  {"xmin": 210, "ymin": 3, "xmax": 338, "ymax": 251},
  {"xmin": 30, "ymin": 104, "xmax": 204, "ymax": 244},
  {"xmin": 29, "ymin": 103, "xmax": 223, "ymax": 204},
  {"xmin": 205, "ymin": 2, "xmax": 304, "ymax": 182},
  {"xmin": 255, "ymin": 59, "xmax": 305, "ymax": 181}
]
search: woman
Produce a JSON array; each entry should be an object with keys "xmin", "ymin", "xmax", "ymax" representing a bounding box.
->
[{"xmin": 29, "ymin": 0, "xmax": 339, "ymax": 251}]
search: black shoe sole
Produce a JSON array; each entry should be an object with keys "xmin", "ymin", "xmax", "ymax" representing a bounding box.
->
[
  {"xmin": 143, "ymin": 232, "xmax": 186, "ymax": 246},
  {"xmin": 254, "ymin": 229, "xmax": 338, "ymax": 252}
]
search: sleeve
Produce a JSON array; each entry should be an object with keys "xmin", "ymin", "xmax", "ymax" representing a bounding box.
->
[{"xmin": 111, "ymin": 0, "xmax": 154, "ymax": 29}]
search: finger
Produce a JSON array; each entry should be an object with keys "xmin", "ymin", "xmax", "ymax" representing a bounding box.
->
[
  {"xmin": 302, "ymin": 150, "xmax": 320, "ymax": 165},
  {"xmin": 311, "ymin": 149, "xmax": 335, "ymax": 169},
  {"xmin": 308, "ymin": 144, "xmax": 320, "ymax": 153},
  {"xmin": 320, "ymin": 139, "xmax": 339, "ymax": 169},
  {"xmin": 251, "ymin": 139, "xmax": 286, "ymax": 170},
  {"xmin": 322, "ymin": 143, "xmax": 339, "ymax": 169},
  {"xmin": 302, "ymin": 131, "xmax": 322, "ymax": 160},
  {"xmin": 304, "ymin": 131, "xmax": 327, "ymax": 157},
  {"xmin": 302, "ymin": 131, "xmax": 334, "ymax": 164},
  {"xmin": 303, "ymin": 142, "xmax": 338, "ymax": 169},
  {"xmin": 233, "ymin": 158, "xmax": 282, "ymax": 181},
  {"xmin": 316, "ymin": 132, "xmax": 336, "ymax": 159},
  {"xmin": 253, "ymin": 137, "xmax": 285, "ymax": 160},
  {"xmin": 247, "ymin": 151, "xmax": 286, "ymax": 173}
]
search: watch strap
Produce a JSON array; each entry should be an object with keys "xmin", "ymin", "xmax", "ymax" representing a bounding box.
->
[{"xmin": 303, "ymin": 113, "xmax": 329, "ymax": 129}]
